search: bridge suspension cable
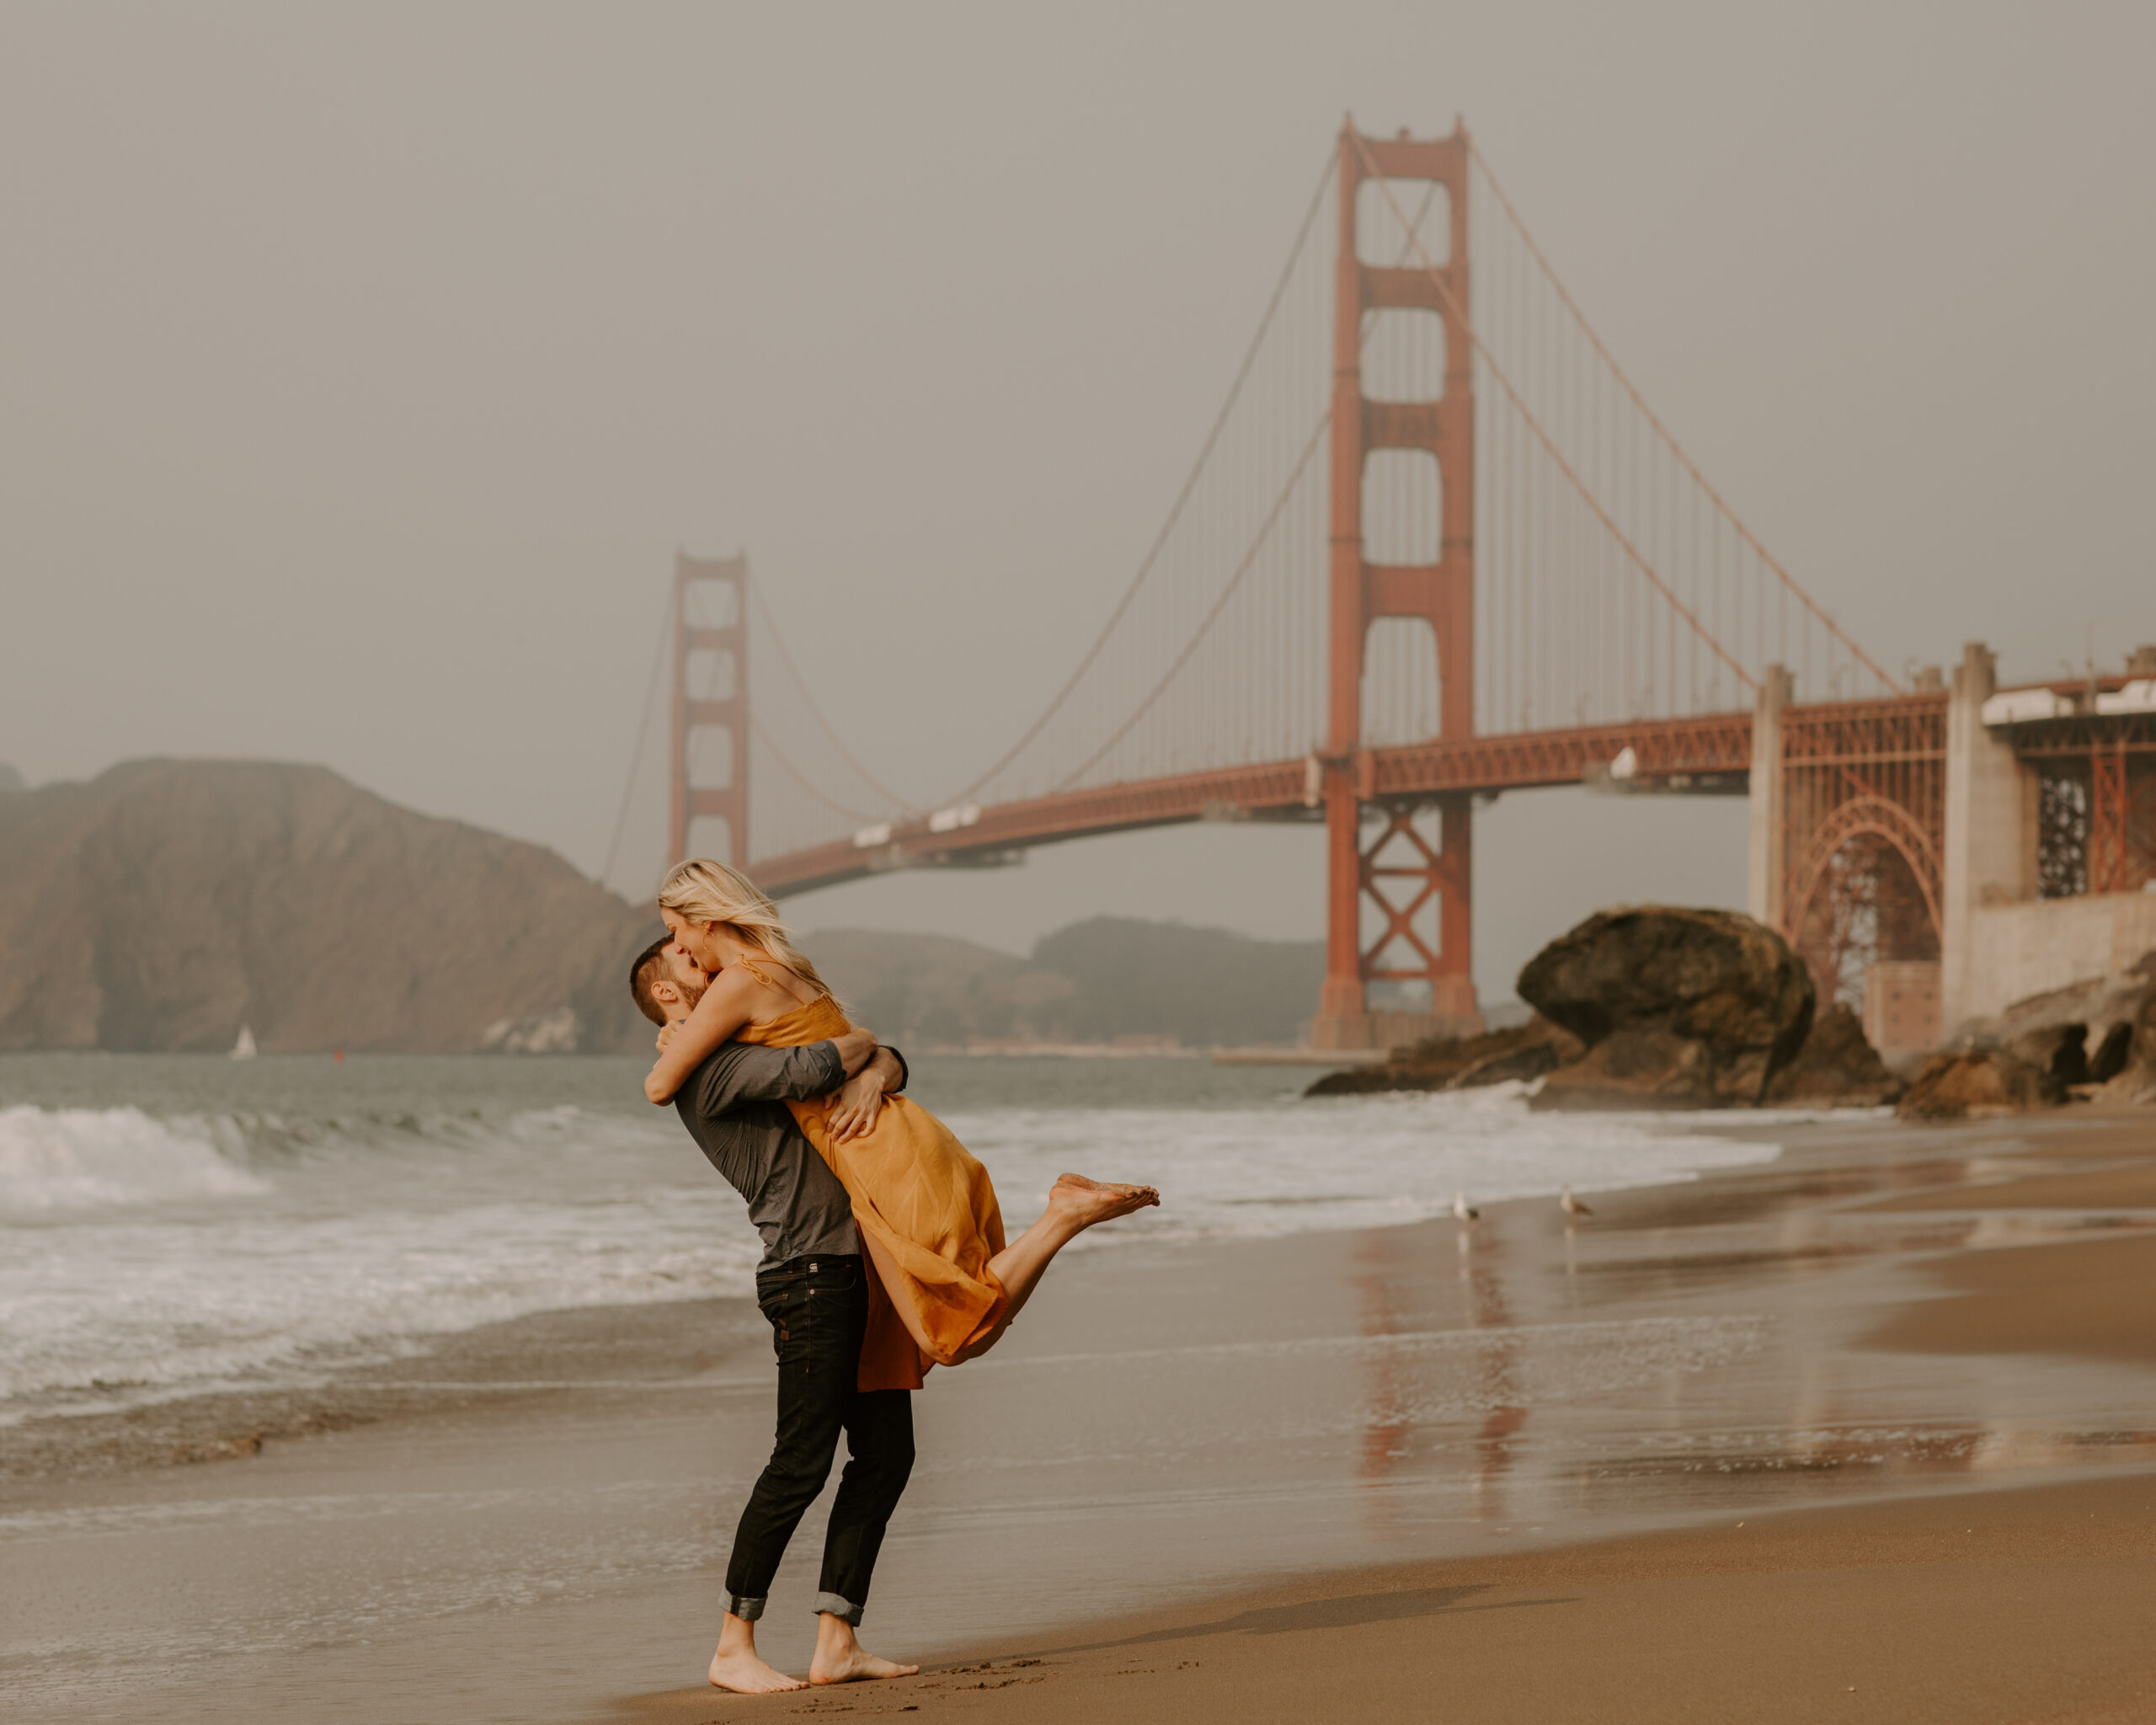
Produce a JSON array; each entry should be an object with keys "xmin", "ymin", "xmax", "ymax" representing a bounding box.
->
[
  {"xmin": 1043, "ymin": 183, "xmax": 1452, "ymax": 792},
  {"xmin": 599, "ymin": 577, "xmax": 675, "ymax": 890},
  {"xmin": 1053, "ymin": 409, "xmax": 1331, "ymax": 791},
  {"xmin": 1351, "ymin": 131, "xmax": 1755, "ymax": 698},
  {"xmin": 946, "ymin": 151, "xmax": 1338, "ymax": 805},
  {"xmin": 744, "ymin": 573, "xmax": 917, "ymax": 814},
  {"xmin": 1463, "ymin": 136, "xmax": 1900, "ymax": 696},
  {"xmin": 1452, "ymin": 136, "xmax": 1898, "ymax": 724},
  {"xmin": 750, "ymin": 709, "xmax": 893, "ymax": 825}
]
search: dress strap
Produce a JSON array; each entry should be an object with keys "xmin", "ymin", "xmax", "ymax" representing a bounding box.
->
[{"xmin": 734, "ymin": 952, "xmax": 823, "ymax": 1004}]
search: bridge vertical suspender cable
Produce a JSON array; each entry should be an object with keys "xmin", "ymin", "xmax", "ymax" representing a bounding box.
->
[
  {"xmin": 1464, "ymin": 137, "xmax": 1902, "ymax": 696},
  {"xmin": 1348, "ymin": 131, "xmax": 1758, "ymax": 697},
  {"xmin": 600, "ymin": 580, "xmax": 675, "ymax": 891},
  {"xmin": 743, "ymin": 573, "xmax": 917, "ymax": 814},
  {"xmin": 1046, "ymin": 180, "xmax": 1452, "ymax": 789},
  {"xmin": 944, "ymin": 151, "xmax": 1338, "ymax": 806},
  {"xmin": 750, "ymin": 710, "xmax": 897, "ymax": 825}
]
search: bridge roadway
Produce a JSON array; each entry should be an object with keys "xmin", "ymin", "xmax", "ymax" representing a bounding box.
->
[{"xmin": 750, "ymin": 709, "xmax": 1758, "ymax": 898}]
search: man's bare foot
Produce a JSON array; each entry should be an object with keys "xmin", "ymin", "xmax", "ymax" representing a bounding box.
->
[
  {"xmin": 708, "ymin": 1649, "xmax": 805, "ymax": 1694},
  {"xmin": 1051, "ymin": 1172, "xmax": 1161, "ymax": 1224},
  {"xmin": 709, "ymin": 1614, "xmax": 805, "ymax": 1693},
  {"xmin": 808, "ymin": 1645, "xmax": 918, "ymax": 1685},
  {"xmin": 809, "ymin": 1614, "xmax": 919, "ymax": 1685}
]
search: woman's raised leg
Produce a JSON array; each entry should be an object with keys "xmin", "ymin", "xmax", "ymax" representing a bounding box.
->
[{"xmin": 948, "ymin": 1175, "xmax": 1156, "ymax": 1363}]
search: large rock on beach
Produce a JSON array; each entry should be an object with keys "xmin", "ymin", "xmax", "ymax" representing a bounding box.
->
[
  {"xmin": 1521, "ymin": 906, "xmax": 1815, "ymax": 1109},
  {"xmin": 1305, "ymin": 1017, "xmax": 1582, "ymax": 1097},
  {"xmin": 1897, "ymin": 1049, "xmax": 2065, "ymax": 1120},
  {"xmin": 1764, "ymin": 1002, "xmax": 1902, "ymax": 1108}
]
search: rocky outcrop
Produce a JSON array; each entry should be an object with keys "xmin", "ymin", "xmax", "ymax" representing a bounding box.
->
[
  {"xmin": 2089, "ymin": 1021, "xmax": 2134, "ymax": 1084},
  {"xmin": 1897, "ymin": 1049, "xmax": 2065, "ymax": 1120},
  {"xmin": 1305, "ymin": 1017, "xmax": 1582, "ymax": 1097},
  {"xmin": 2096, "ymin": 962, "xmax": 2156, "ymax": 1105},
  {"xmin": 1965, "ymin": 959, "xmax": 2151, "ymax": 1067},
  {"xmin": 1522, "ymin": 907, "xmax": 1815, "ymax": 1109},
  {"xmin": 1950, "ymin": 950, "xmax": 2156, "ymax": 1107},
  {"xmin": 1764, "ymin": 1002, "xmax": 1901, "ymax": 1107},
  {"xmin": 0, "ymin": 760, "xmax": 659, "ymax": 1053},
  {"xmin": 2008, "ymin": 1023, "xmax": 2090, "ymax": 1087}
]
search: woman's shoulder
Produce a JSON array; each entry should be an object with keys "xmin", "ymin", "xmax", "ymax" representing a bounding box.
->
[{"xmin": 703, "ymin": 963, "xmax": 765, "ymax": 1002}]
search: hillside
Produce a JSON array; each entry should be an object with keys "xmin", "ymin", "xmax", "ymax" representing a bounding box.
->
[
  {"xmin": 803, "ymin": 917, "xmax": 1325, "ymax": 1049},
  {"xmin": 0, "ymin": 760, "xmax": 1326, "ymax": 1054},
  {"xmin": 0, "ymin": 760, "xmax": 659, "ymax": 1054}
]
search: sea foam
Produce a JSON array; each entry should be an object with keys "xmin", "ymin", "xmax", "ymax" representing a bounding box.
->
[
  {"xmin": 0, "ymin": 1105, "xmax": 271, "ymax": 1216},
  {"xmin": 0, "ymin": 1077, "xmax": 1777, "ymax": 1421}
]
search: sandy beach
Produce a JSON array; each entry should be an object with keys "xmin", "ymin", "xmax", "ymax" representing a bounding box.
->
[
  {"xmin": 626, "ymin": 1469, "xmax": 2156, "ymax": 1725},
  {"xmin": 7, "ymin": 1106, "xmax": 2155, "ymax": 1723}
]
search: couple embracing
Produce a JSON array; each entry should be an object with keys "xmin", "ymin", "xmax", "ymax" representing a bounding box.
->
[{"xmin": 628, "ymin": 857, "xmax": 1158, "ymax": 1693}]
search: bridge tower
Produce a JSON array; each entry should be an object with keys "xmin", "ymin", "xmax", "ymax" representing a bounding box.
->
[
  {"xmin": 669, "ymin": 552, "xmax": 750, "ymax": 870},
  {"xmin": 1310, "ymin": 124, "xmax": 1481, "ymax": 1050}
]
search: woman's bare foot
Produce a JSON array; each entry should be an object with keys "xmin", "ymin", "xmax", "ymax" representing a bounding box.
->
[
  {"xmin": 709, "ymin": 1615, "xmax": 806, "ymax": 1693},
  {"xmin": 809, "ymin": 1613, "xmax": 919, "ymax": 1685},
  {"xmin": 1051, "ymin": 1172, "xmax": 1161, "ymax": 1223}
]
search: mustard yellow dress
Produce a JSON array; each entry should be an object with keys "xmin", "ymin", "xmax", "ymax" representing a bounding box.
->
[{"xmin": 734, "ymin": 988, "xmax": 1007, "ymax": 1391}]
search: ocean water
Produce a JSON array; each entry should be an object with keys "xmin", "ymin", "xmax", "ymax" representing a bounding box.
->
[{"xmin": 0, "ymin": 1053, "xmax": 1779, "ymax": 1425}]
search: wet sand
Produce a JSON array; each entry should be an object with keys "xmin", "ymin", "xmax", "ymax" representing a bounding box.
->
[
  {"xmin": 1869, "ymin": 1232, "xmax": 2156, "ymax": 1368},
  {"xmin": 626, "ymin": 1469, "xmax": 2156, "ymax": 1724},
  {"xmin": 7, "ymin": 1111, "xmax": 2156, "ymax": 1722}
]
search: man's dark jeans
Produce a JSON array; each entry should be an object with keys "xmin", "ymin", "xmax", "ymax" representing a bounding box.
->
[{"xmin": 725, "ymin": 1254, "xmax": 914, "ymax": 1626}]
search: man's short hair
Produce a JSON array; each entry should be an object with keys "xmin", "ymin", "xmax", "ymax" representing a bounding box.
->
[{"xmin": 628, "ymin": 937, "xmax": 674, "ymax": 1027}]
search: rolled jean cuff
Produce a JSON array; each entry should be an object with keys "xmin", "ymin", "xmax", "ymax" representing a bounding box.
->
[
  {"xmin": 728, "ymin": 1594, "xmax": 766, "ymax": 1622},
  {"xmin": 814, "ymin": 1591, "xmax": 864, "ymax": 1625}
]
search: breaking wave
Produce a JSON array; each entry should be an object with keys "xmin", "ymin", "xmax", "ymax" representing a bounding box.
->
[
  {"xmin": 0, "ymin": 1074, "xmax": 1779, "ymax": 1420},
  {"xmin": 0, "ymin": 1105, "xmax": 272, "ymax": 1215}
]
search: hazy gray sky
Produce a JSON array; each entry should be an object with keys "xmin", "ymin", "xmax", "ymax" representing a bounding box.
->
[{"xmin": 4, "ymin": 3, "xmax": 2151, "ymax": 997}]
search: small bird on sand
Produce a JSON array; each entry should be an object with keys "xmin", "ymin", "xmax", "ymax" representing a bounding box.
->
[
  {"xmin": 1452, "ymin": 1190, "xmax": 1480, "ymax": 1224},
  {"xmin": 1560, "ymin": 1184, "xmax": 1593, "ymax": 1220}
]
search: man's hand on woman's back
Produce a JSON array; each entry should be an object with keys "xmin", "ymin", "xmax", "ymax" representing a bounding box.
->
[{"xmin": 827, "ymin": 1047, "xmax": 902, "ymax": 1144}]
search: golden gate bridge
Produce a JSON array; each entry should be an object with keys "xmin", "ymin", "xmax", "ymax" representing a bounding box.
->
[{"xmin": 635, "ymin": 121, "xmax": 2156, "ymax": 1051}]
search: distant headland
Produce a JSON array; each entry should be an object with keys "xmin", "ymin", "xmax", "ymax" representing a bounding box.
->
[
  {"xmin": 0, "ymin": 760, "xmax": 659, "ymax": 1055},
  {"xmin": 0, "ymin": 760, "xmax": 1329, "ymax": 1055}
]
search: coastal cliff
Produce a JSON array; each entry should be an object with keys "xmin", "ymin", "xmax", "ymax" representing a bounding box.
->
[
  {"xmin": 0, "ymin": 761, "xmax": 1329, "ymax": 1055},
  {"xmin": 0, "ymin": 760, "xmax": 658, "ymax": 1054}
]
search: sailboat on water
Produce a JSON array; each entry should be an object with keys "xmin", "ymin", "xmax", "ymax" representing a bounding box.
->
[{"xmin": 230, "ymin": 1024, "xmax": 258, "ymax": 1060}]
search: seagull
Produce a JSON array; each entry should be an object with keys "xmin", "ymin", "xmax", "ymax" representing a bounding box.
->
[
  {"xmin": 1561, "ymin": 1184, "xmax": 1593, "ymax": 1220},
  {"xmin": 1452, "ymin": 1190, "xmax": 1480, "ymax": 1224}
]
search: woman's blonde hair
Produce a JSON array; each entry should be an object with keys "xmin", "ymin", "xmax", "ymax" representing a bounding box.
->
[{"xmin": 656, "ymin": 857, "xmax": 833, "ymax": 999}]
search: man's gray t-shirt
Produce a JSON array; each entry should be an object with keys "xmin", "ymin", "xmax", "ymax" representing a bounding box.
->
[{"xmin": 671, "ymin": 1039, "xmax": 904, "ymax": 1271}]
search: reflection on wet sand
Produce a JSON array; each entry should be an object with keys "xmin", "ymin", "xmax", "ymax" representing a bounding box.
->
[
  {"xmin": 1316, "ymin": 1111, "xmax": 2156, "ymax": 1551},
  {"xmin": 1456, "ymin": 1224, "xmax": 1524, "ymax": 1522},
  {"xmin": 1351, "ymin": 1214, "xmax": 1529, "ymax": 1525}
]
